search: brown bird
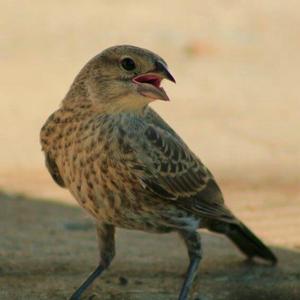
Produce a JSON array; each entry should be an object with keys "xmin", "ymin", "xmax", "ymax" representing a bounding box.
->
[{"xmin": 40, "ymin": 45, "xmax": 277, "ymax": 300}]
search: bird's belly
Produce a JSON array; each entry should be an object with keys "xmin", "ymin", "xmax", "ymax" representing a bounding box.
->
[
  {"xmin": 70, "ymin": 182, "xmax": 200, "ymax": 233},
  {"xmin": 63, "ymin": 147, "xmax": 200, "ymax": 233},
  {"xmin": 112, "ymin": 208, "xmax": 201, "ymax": 233}
]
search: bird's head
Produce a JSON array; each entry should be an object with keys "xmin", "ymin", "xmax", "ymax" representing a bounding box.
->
[{"xmin": 66, "ymin": 45, "xmax": 175, "ymax": 113}]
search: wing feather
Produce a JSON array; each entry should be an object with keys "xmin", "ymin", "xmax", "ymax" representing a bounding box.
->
[
  {"xmin": 45, "ymin": 153, "xmax": 65, "ymax": 188},
  {"xmin": 129, "ymin": 110, "xmax": 235, "ymax": 221}
]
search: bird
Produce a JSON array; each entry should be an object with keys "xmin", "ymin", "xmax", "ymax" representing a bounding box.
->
[{"xmin": 40, "ymin": 45, "xmax": 277, "ymax": 300}]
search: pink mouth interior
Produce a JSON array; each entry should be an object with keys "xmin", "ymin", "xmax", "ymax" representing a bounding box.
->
[{"xmin": 133, "ymin": 74, "xmax": 162, "ymax": 88}]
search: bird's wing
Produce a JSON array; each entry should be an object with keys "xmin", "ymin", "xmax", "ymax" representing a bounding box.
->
[
  {"xmin": 44, "ymin": 153, "xmax": 66, "ymax": 188},
  {"xmin": 130, "ymin": 120, "xmax": 235, "ymax": 222}
]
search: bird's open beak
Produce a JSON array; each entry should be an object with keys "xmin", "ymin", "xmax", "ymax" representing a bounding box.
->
[{"xmin": 133, "ymin": 61, "xmax": 176, "ymax": 101}]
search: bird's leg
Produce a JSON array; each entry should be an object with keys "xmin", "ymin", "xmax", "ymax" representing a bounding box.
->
[
  {"xmin": 69, "ymin": 223, "xmax": 115, "ymax": 300},
  {"xmin": 178, "ymin": 231, "xmax": 202, "ymax": 300}
]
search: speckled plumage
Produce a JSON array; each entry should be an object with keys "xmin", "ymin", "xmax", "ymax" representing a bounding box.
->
[
  {"xmin": 40, "ymin": 45, "xmax": 277, "ymax": 300},
  {"xmin": 43, "ymin": 107, "xmax": 192, "ymax": 230}
]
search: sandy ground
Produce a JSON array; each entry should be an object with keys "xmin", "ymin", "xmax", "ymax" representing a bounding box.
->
[
  {"xmin": 1, "ymin": 1, "xmax": 300, "ymax": 299},
  {"xmin": 1, "ymin": 184, "xmax": 300, "ymax": 300}
]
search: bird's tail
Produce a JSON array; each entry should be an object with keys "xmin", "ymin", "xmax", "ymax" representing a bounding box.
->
[{"xmin": 208, "ymin": 220, "xmax": 277, "ymax": 264}]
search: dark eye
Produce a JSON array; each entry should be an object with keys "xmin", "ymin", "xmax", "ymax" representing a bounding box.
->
[{"xmin": 121, "ymin": 57, "xmax": 136, "ymax": 71}]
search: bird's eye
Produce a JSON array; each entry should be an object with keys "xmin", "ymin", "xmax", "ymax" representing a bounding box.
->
[{"xmin": 121, "ymin": 57, "xmax": 136, "ymax": 71}]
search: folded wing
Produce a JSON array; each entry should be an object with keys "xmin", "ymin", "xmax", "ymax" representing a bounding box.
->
[{"xmin": 130, "ymin": 112, "xmax": 236, "ymax": 222}]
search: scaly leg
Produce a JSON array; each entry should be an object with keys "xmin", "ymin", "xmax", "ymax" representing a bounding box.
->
[
  {"xmin": 69, "ymin": 223, "xmax": 115, "ymax": 300},
  {"xmin": 178, "ymin": 231, "xmax": 202, "ymax": 300}
]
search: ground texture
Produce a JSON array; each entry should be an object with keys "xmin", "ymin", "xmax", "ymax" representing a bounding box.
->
[{"xmin": 1, "ymin": 182, "xmax": 299, "ymax": 300}]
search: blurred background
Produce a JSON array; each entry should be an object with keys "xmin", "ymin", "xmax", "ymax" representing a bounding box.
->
[
  {"xmin": 1, "ymin": 0, "xmax": 300, "ymax": 237},
  {"xmin": 1, "ymin": 1, "xmax": 299, "ymax": 195}
]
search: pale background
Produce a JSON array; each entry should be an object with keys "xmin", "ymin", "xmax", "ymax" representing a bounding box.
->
[
  {"xmin": 1, "ymin": 0, "xmax": 299, "ymax": 190},
  {"xmin": 0, "ymin": 2, "xmax": 299, "ymax": 299}
]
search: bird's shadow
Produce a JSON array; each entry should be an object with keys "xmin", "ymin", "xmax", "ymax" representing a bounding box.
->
[{"xmin": 0, "ymin": 191, "xmax": 299, "ymax": 300}]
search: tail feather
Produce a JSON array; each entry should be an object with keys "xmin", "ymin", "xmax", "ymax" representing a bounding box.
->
[
  {"xmin": 227, "ymin": 222, "xmax": 277, "ymax": 263},
  {"xmin": 209, "ymin": 221, "xmax": 277, "ymax": 264}
]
